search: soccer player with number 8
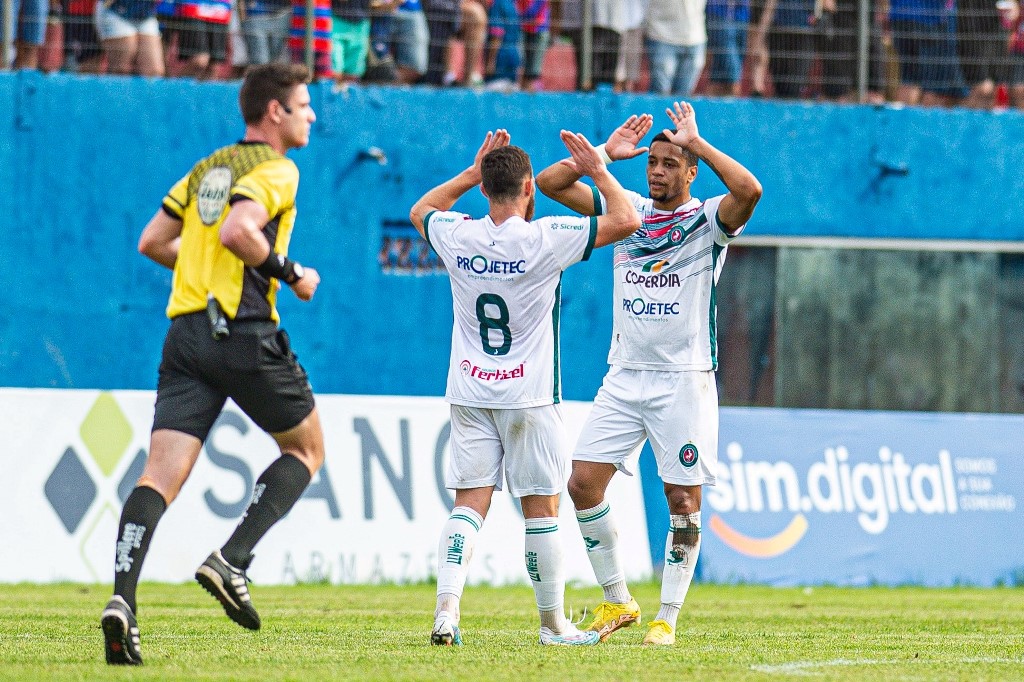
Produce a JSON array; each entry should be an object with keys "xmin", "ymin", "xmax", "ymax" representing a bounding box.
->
[{"xmin": 409, "ymin": 128, "xmax": 639, "ymax": 646}]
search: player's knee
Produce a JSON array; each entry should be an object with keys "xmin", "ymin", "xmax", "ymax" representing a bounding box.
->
[
  {"xmin": 288, "ymin": 443, "xmax": 324, "ymax": 475},
  {"xmin": 664, "ymin": 485, "xmax": 699, "ymax": 515},
  {"xmin": 567, "ymin": 474, "xmax": 598, "ymax": 509}
]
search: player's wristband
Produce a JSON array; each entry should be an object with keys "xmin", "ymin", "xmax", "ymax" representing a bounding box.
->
[
  {"xmin": 595, "ymin": 144, "xmax": 614, "ymax": 165},
  {"xmin": 256, "ymin": 252, "xmax": 302, "ymax": 285}
]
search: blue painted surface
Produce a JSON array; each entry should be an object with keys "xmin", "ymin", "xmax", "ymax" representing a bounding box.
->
[{"xmin": 3, "ymin": 72, "xmax": 1024, "ymax": 396}]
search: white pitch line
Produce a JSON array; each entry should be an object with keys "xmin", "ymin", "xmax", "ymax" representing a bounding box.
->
[{"xmin": 751, "ymin": 657, "xmax": 1024, "ymax": 676}]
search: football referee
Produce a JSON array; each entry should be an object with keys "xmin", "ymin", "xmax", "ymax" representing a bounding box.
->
[{"xmin": 101, "ymin": 62, "xmax": 325, "ymax": 665}]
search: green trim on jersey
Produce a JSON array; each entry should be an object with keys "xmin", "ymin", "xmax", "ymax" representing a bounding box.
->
[
  {"xmin": 552, "ymin": 277, "xmax": 562, "ymax": 405},
  {"xmin": 709, "ymin": 242, "xmax": 724, "ymax": 370},
  {"xmin": 582, "ymin": 216, "xmax": 598, "ymax": 262},
  {"xmin": 422, "ymin": 210, "xmax": 437, "ymax": 250},
  {"xmin": 591, "ymin": 185, "xmax": 603, "ymax": 216}
]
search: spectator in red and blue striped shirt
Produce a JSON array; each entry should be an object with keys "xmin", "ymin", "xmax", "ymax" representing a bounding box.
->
[{"xmin": 289, "ymin": 0, "xmax": 334, "ymax": 77}]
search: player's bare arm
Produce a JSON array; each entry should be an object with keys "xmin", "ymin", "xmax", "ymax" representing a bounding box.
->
[
  {"xmin": 220, "ymin": 199, "xmax": 320, "ymax": 301},
  {"xmin": 560, "ymin": 130, "xmax": 641, "ymax": 248},
  {"xmin": 409, "ymin": 129, "xmax": 510, "ymax": 235},
  {"xmin": 138, "ymin": 210, "xmax": 183, "ymax": 269},
  {"xmin": 536, "ymin": 114, "xmax": 652, "ymax": 215},
  {"xmin": 663, "ymin": 101, "xmax": 762, "ymax": 234}
]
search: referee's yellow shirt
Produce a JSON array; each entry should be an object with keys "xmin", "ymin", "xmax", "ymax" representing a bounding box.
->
[{"xmin": 161, "ymin": 141, "xmax": 299, "ymax": 323}]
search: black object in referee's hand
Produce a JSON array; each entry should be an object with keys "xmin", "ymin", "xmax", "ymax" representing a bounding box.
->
[{"xmin": 206, "ymin": 295, "xmax": 230, "ymax": 340}]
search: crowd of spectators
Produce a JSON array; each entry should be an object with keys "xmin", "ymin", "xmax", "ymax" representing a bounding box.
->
[{"xmin": 3, "ymin": 0, "xmax": 1024, "ymax": 108}]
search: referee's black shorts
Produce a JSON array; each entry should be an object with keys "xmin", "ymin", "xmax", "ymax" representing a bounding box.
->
[{"xmin": 153, "ymin": 312, "xmax": 316, "ymax": 441}]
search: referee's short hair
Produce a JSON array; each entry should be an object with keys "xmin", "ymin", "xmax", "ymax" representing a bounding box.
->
[
  {"xmin": 481, "ymin": 146, "xmax": 533, "ymax": 203},
  {"xmin": 651, "ymin": 132, "xmax": 699, "ymax": 168},
  {"xmin": 239, "ymin": 63, "xmax": 313, "ymax": 125}
]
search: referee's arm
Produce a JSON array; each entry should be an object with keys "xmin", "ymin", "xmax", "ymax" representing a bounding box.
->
[{"xmin": 139, "ymin": 210, "xmax": 184, "ymax": 270}]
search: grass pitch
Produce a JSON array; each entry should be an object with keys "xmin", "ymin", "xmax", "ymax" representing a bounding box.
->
[{"xmin": 1, "ymin": 582, "xmax": 1022, "ymax": 681}]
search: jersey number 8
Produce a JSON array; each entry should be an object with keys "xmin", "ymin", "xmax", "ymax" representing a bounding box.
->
[{"xmin": 476, "ymin": 293, "xmax": 512, "ymax": 356}]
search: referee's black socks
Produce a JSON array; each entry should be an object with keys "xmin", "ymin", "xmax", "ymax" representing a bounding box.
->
[
  {"xmin": 221, "ymin": 453, "xmax": 312, "ymax": 570},
  {"xmin": 113, "ymin": 486, "xmax": 167, "ymax": 613}
]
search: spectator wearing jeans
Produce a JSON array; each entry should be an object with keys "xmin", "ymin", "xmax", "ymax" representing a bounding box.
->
[
  {"xmin": 484, "ymin": 0, "xmax": 521, "ymax": 89},
  {"xmin": 705, "ymin": 0, "xmax": 749, "ymax": 95},
  {"xmin": 3, "ymin": 0, "xmax": 48, "ymax": 68},
  {"xmin": 645, "ymin": 0, "xmax": 707, "ymax": 95},
  {"xmin": 331, "ymin": 0, "xmax": 372, "ymax": 81},
  {"xmin": 517, "ymin": 0, "xmax": 550, "ymax": 90},
  {"xmin": 95, "ymin": 0, "xmax": 165, "ymax": 74},
  {"xmin": 238, "ymin": 0, "xmax": 292, "ymax": 65},
  {"xmin": 392, "ymin": 0, "xmax": 428, "ymax": 82}
]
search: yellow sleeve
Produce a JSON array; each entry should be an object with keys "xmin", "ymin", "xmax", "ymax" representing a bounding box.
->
[
  {"xmin": 231, "ymin": 158, "xmax": 299, "ymax": 218},
  {"xmin": 161, "ymin": 173, "xmax": 190, "ymax": 219}
]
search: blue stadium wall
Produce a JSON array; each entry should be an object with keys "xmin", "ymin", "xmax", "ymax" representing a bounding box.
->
[{"xmin": 2, "ymin": 71, "xmax": 1023, "ymax": 396}]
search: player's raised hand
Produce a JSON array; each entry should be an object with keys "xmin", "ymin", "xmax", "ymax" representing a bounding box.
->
[
  {"xmin": 605, "ymin": 114, "xmax": 653, "ymax": 161},
  {"xmin": 663, "ymin": 101, "xmax": 700, "ymax": 149},
  {"xmin": 559, "ymin": 130, "xmax": 605, "ymax": 178},
  {"xmin": 470, "ymin": 129, "xmax": 511, "ymax": 182}
]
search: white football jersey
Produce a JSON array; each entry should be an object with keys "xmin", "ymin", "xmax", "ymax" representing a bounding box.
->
[
  {"xmin": 425, "ymin": 210, "xmax": 598, "ymax": 408},
  {"xmin": 596, "ymin": 189, "xmax": 744, "ymax": 370}
]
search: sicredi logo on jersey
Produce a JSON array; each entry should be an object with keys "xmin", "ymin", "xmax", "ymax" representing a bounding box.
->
[
  {"xmin": 456, "ymin": 255, "xmax": 527, "ymax": 275},
  {"xmin": 460, "ymin": 360, "xmax": 525, "ymax": 381}
]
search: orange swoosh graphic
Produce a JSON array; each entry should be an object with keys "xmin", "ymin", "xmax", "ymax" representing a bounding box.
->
[{"xmin": 709, "ymin": 513, "xmax": 809, "ymax": 558}]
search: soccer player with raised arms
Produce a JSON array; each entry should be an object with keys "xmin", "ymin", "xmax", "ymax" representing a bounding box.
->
[
  {"xmin": 409, "ymin": 128, "xmax": 640, "ymax": 646},
  {"xmin": 536, "ymin": 102, "xmax": 763, "ymax": 645}
]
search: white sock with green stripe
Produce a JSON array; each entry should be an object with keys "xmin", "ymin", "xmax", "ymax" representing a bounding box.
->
[
  {"xmin": 657, "ymin": 512, "xmax": 702, "ymax": 629},
  {"xmin": 575, "ymin": 501, "xmax": 630, "ymax": 604},
  {"xmin": 524, "ymin": 517, "xmax": 567, "ymax": 633},
  {"xmin": 435, "ymin": 506, "xmax": 484, "ymax": 621}
]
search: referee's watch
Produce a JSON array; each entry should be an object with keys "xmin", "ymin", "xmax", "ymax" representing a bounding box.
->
[{"xmin": 287, "ymin": 262, "xmax": 305, "ymax": 285}]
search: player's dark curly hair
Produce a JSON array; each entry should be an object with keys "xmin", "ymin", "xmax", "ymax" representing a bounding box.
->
[
  {"xmin": 239, "ymin": 63, "xmax": 312, "ymax": 125},
  {"xmin": 481, "ymin": 146, "xmax": 533, "ymax": 203},
  {"xmin": 651, "ymin": 132, "xmax": 699, "ymax": 168}
]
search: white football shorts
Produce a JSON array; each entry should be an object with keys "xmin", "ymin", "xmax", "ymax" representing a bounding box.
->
[
  {"xmin": 447, "ymin": 403, "xmax": 568, "ymax": 497},
  {"xmin": 573, "ymin": 366, "xmax": 718, "ymax": 486}
]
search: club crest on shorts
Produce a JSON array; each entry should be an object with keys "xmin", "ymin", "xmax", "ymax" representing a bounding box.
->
[{"xmin": 678, "ymin": 443, "xmax": 699, "ymax": 468}]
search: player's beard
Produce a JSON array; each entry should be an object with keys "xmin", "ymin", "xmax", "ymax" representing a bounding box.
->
[{"xmin": 525, "ymin": 193, "xmax": 535, "ymax": 222}]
